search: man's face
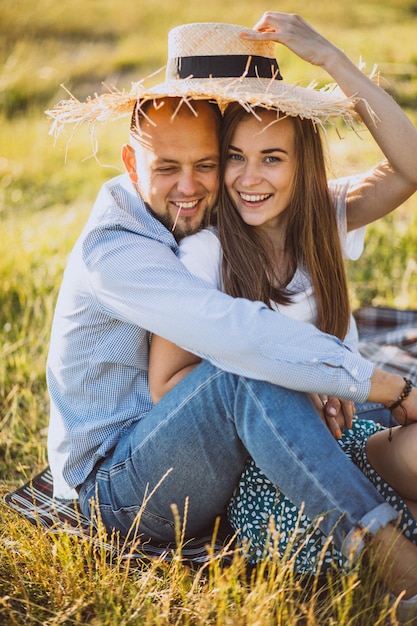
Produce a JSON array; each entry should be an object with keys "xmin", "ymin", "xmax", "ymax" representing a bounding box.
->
[{"xmin": 123, "ymin": 101, "xmax": 220, "ymax": 239}]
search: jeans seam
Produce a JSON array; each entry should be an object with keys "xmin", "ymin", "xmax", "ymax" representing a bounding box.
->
[{"xmin": 242, "ymin": 378, "xmax": 359, "ymax": 529}]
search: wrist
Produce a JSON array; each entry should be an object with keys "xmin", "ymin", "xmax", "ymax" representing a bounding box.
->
[
  {"xmin": 320, "ymin": 44, "xmax": 350, "ymax": 77},
  {"xmin": 367, "ymin": 369, "xmax": 406, "ymax": 406},
  {"xmin": 322, "ymin": 47, "xmax": 366, "ymax": 100},
  {"xmin": 385, "ymin": 378, "xmax": 413, "ymax": 411},
  {"xmin": 385, "ymin": 377, "xmax": 413, "ymax": 438}
]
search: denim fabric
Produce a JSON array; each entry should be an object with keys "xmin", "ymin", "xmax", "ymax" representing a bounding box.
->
[
  {"xmin": 355, "ymin": 402, "xmax": 395, "ymax": 428},
  {"xmin": 79, "ymin": 361, "xmax": 397, "ymax": 555}
]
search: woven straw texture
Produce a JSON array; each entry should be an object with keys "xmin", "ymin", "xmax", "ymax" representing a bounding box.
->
[{"xmin": 166, "ymin": 22, "xmax": 276, "ymax": 58}]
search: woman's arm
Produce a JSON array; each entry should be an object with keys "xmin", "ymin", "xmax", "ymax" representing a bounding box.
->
[
  {"xmin": 243, "ymin": 12, "xmax": 417, "ymax": 230},
  {"xmin": 148, "ymin": 335, "xmax": 201, "ymax": 404}
]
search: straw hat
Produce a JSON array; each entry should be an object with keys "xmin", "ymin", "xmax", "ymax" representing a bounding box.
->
[{"xmin": 46, "ymin": 22, "xmax": 359, "ymax": 138}]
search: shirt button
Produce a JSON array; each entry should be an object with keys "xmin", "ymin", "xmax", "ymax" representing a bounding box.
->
[
  {"xmin": 352, "ymin": 368, "xmax": 358, "ymax": 376},
  {"xmin": 349, "ymin": 385, "xmax": 357, "ymax": 393}
]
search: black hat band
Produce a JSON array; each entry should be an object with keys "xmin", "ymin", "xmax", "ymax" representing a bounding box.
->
[{"xmin": 174, "ymin": 55, "xmax": 283, "ymax": 80}]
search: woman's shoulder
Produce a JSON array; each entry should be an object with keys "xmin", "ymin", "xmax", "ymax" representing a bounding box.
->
[
  {"xmin": 328, "ymin": 175, "xmax": 367, "ymax": 260},
  {"xmin": 328, "ymin": 173, "xmax": 363, "ymax": 204}
]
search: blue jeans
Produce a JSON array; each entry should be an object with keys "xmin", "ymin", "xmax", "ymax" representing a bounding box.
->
[
  {"xmin": 79, "ymin": 361, "xmax": 397, "ymax": 557},
  {"xmin": 355, "ymin": 401, "xmax": 395, "ymax": 428}
]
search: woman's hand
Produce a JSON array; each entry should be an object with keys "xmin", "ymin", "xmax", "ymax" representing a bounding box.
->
[
  {"xmin": 309, "ymin": 393, "xmax": 354, "ymax": 439},
  {"xmin": 241, "ymin": 12, "xmax": 340, "ymax": 69}
]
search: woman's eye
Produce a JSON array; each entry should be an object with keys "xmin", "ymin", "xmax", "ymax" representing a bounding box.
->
[
  {"xmin": 265, "ymin": 156, "xmax": 280, "ymax": 163},
  {"xmin": 227, "ymin": 153, "xmax": 244, "ymax": 162}
]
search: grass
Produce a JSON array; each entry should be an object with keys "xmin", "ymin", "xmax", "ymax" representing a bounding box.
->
[
  {"xmin": 1, "ymin": 0, "xmax": 417, "ymax": 622},
  {"xmin": 0, "ymin": 508, "xmax": 402, "ymax": 624}
]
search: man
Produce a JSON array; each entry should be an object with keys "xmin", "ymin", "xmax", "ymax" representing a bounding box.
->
[{"xmin": 46, "ymin": 15, "xmax": 417, "ymax": 608}]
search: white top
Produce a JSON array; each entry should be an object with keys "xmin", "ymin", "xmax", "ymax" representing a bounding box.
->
[{"xmin": 179, "ymin": 177, "xmax": 365, "ymax": 351}]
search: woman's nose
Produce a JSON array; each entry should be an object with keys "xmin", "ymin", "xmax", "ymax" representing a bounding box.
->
[{"xmin": 239, "ymin": 163, "xmax": 262, "ymax": 187}]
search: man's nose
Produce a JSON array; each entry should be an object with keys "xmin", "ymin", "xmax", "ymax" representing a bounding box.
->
[{"xmin": 176, "ymin": 170, "xmax": 199, "ymax": 195}]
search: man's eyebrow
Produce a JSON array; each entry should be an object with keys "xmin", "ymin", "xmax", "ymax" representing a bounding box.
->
[
  {"xmin": 229, "ymin": 144, "xmax": 289, "ymax": 155},
  {"xmin": 197, "ymin": 154, "xmax": 220, "ymax": 162},
  {"xmin": 155, "ymin": 154, "xmax": 219, "ymax": 164},
  {"xmin": 155, "ymin": 157, "xmax": 179, "ymax": 165}
]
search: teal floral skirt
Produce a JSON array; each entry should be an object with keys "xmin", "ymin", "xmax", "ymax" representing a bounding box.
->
[{"xmin": 227, "ymin": 419, "xmax": 417, "ymax": 574}]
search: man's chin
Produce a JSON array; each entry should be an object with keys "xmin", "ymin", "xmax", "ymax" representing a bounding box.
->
[
  {"xmin": 171, "ymin": 216, "xmax": 206, "ymax": 241},
  {"xmin": 147, "ymin": 204, "xmax": 206, "ymax": 241}
]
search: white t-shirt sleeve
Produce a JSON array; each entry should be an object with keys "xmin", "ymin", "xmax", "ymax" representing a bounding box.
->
[
  {"xmin": 328, "ymin": 175, "xmax": 367, "ymax": 261},
  {"xmin": 329, "ymin": 174, "xmax": 370, "ymax": 352},
  {"xmin": 178, "ymin": 227, "xmax": 223, "ymax": 289}
]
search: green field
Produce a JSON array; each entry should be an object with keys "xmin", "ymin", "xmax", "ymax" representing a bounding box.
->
[{"xmin": 1, "ymin": 0, "xmax": 417, "ymax": 623}]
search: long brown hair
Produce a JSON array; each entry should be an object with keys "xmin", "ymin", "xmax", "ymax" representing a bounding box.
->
[{"xmin": 215, "ymin": 103, "xmax": 350, "ymax": 340}]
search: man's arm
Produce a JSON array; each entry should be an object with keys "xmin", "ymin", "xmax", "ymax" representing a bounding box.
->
[{"xmin": 86, "ymin": 224, "xmax": 374, "ymax": 401}]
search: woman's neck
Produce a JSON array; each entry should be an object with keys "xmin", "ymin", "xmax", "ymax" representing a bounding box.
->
[{"xmin": 258, "ymin": 227, "xmax": 293, "ymax": 287}]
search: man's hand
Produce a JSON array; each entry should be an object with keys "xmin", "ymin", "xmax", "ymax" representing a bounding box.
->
[{"xmin": 309, "ymin": 393, "xmax": 355, "ymax": 439}]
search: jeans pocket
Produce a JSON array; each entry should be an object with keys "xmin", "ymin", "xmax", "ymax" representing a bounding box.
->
[{"xmin": 98, "ymin": 503, "xmax": 176, "ymax": 543}]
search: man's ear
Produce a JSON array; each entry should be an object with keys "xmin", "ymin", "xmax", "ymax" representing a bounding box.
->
[{"xmin": 122, "ymin": 144, "xmax": 138, "ymax": 183}]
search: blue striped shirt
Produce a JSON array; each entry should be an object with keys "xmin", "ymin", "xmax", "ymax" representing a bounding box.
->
[{"xmin": 47, "ymin": 173, "xmax": 374, "ymax": 497}]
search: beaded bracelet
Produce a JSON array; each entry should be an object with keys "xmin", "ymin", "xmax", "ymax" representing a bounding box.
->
[
  {"xmin": 386, "ymin": 377, "xmax": 413, "ymax": 441},
  {"xmin": 387, "ymin": 377, "xmax": 413, "ymax": 411}
]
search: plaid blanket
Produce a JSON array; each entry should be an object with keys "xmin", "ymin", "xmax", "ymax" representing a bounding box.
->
[
  {"xmin": 355, "ymin": 306, "xmax": 417, "ymax": 383},
  {"xmin": 4, "ymin": 306, "xmax": 417, "ymax": 564},
  {"xmin": 3, "ymin": 466, "xmax": 231, "ymax": 566}
]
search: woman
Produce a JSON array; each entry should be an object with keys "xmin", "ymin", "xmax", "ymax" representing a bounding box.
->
[
  {"xmin": 148, "ymin": 14, "xmax": 417, "ymax": 580},
  {"xmin": 214, "ymin": 102, "xmax": 417, "ymax": 572}
]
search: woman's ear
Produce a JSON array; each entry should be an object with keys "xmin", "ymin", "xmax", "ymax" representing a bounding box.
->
[{"xmin": 122, "ymin": 144, "xmax": 138, "ymax": 183}]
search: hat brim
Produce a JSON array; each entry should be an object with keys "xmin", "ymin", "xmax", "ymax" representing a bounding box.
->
[
  {"xmin": 139, "ymin": 75, "xmax": 358, "ymax": 124},
  {"xmin": 46, "ymin": 73, "xmax": 360, "ymax": 140}
]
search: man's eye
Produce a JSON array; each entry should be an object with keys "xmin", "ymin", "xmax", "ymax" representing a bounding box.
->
[
  {"xmin": 156, "ymin": 167, "xmax": 177, "ymax": 174},
  {"xmin": 198, "ymin": 163, "xmax": 218, "ymax": 171}
]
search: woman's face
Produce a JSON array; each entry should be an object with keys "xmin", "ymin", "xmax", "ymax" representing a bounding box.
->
[{"xmin": 224, "ymin": 112, "xmax": 297, "ymax": 233}]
